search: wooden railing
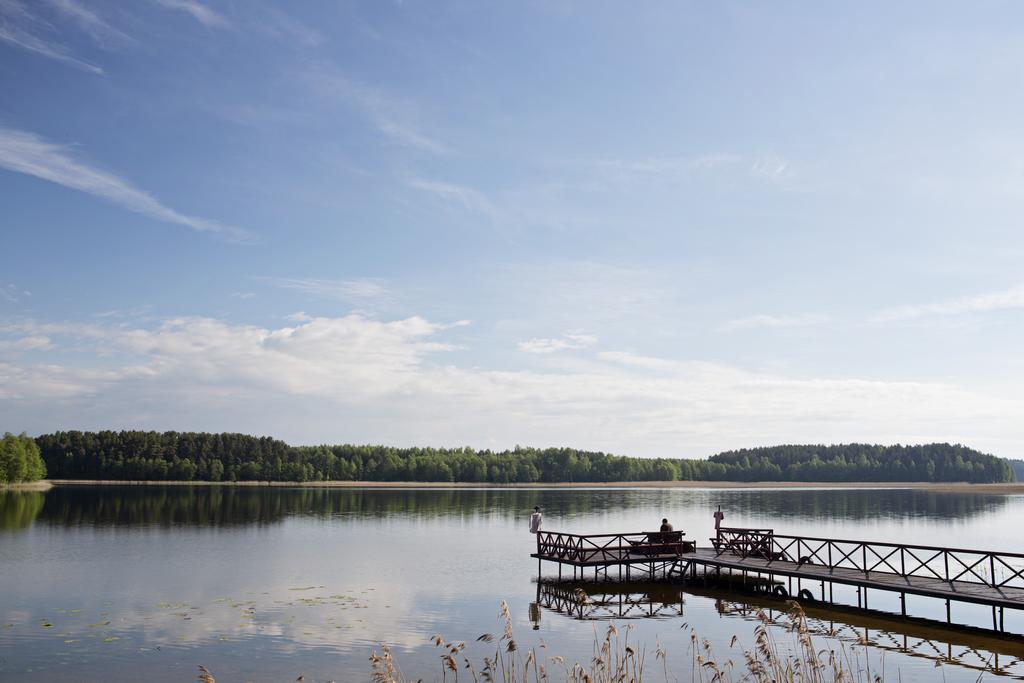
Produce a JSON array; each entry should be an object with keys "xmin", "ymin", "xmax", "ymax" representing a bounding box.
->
[
  {"xmin": 536, "ymin": 530, "xmax": 690, "ymax": 564},
  {"xmin": 713, "ymin": 528, "xmax": 1024, "ymax": 589}
]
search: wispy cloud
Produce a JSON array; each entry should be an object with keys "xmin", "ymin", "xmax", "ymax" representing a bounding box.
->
[
  {"xmin": 750, "ymin": 155, "xmax": 788, "ymax": 180},
  {"xmin": 254, "ymin": 5, "xmax": 323, "ymax": 47},
  {"xmin": 407, "ymin": 178, "xmax": 496, "ymax": 217},
  {"xmin": 720, "ymin": 313, "xmax": 828, "ymax": 332},
  {"xmin": 518, "ymin": 332, "xmax": 597, "ymax": 354},
  {"xmin": 0, "ymin": 127, "xmax": 249, "ymax": 241},
  {"xmin": 266, "ymin": 277, "xmax": 392, "ymax": 306},
  {"xmin": 306, "ymin": 72, "xmax": 450, "ymax": 154},
  {"xmin": 0, "ymin": 0, "xmax": 103, "ymax": 73},
  {"xmin": 585, "ymin": 152, "xmax": 791, "ymax": 185},
  {"xmin": 44, "ymin": 0, "xmax": 132, "ymax": 47},
  {"xmin": 0, "ymin": 334, "xmax": 52, "ymax": 352},
  {"xmin": 1, "ymin": 283, "xmax": 30, "ymax": 304},
  {"xmin": 155, "ymin": 0, "xmax": 230, "ymax": 29},
  {"xmin": 872, "ymin": 284, "xmax": 1024, "ymax": 322}
]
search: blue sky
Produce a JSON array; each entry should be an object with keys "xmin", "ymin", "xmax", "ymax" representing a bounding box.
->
[{"xmin": 2, "ymin": 1, "xmax": 1023, "ymax": 458}]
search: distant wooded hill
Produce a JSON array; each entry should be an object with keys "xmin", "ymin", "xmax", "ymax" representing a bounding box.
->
[
  {"xmin": 1009, "ymin": 459, "xmax": 1024, "ymax": 482},
  {"xmin": 31, "ymin": 431, "xmax": 1017, "ymax": 484}
]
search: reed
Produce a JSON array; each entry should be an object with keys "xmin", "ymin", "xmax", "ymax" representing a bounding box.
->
[{"xmin": 369, "ymin": 599, "xmax": 883, "ymax": 683}]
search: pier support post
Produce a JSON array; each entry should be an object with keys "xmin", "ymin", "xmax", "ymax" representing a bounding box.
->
[
  {"xmin": 900, "ymin": 592, "xmax": 906, "ymax": 617},
  {"xmin": 945, "ymin": 599, "xmax": 951, "ymax": 623}
]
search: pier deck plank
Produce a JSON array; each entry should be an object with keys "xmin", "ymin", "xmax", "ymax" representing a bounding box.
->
[
  {"xmin": 685, "ymin": 548, "xmax": 1024, "ymax": 609},
  {"xmin": 532, "ymin": 544, "xmax": 1024, "ymax": 610}
]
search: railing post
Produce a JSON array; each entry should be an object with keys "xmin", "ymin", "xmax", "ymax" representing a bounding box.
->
[
  {"xmin": 944, "ymin": 552, "xmax": 949, "ymax": 582},
  {"xmin": 828, "ymin": 542, "xmax": 832, "ymax": 570},
  {"xmin": 989, "ymin": 554, "xmax": 995, "ymax": 587},
  {"xmin": 900, "ymin": 546, "xmax": 905, "ymax": 577},
  {"xmin": 862, "ymin": 544, "xmax": 868, "ymax": 576}
]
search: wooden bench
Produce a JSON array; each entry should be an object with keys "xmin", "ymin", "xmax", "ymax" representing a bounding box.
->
[{"xmin": 628, "ymin": 531, "xmax": 694, "ymax": 557}]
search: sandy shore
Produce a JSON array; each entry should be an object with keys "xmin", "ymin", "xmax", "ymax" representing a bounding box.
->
[
  {"xmin": 0, "ymin": 481, "xmax": 54, "ymax": 491},
  {"xmin": 40, "ymin": 479, "xmax": 1024, "ymax": 492}
]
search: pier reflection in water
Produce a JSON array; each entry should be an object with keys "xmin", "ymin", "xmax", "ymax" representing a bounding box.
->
[{"xmin": 534, "ymin": 579, "xmax": 1024, "ymax": 679}]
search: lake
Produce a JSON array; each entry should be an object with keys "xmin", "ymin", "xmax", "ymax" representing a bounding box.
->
[{"xmin": 2, "ymin": 485, "xmax": 1023, "ymax": 681}]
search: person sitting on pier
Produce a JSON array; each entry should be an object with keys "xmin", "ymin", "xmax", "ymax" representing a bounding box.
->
[{"xmin": 659, "ymin": 518, "xmax": 673, "ymax": 532}]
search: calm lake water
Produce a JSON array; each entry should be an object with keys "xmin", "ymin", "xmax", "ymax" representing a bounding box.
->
[{"xmin": 2, "ymin": 485, "xmax": 1023, "ymax": 681}]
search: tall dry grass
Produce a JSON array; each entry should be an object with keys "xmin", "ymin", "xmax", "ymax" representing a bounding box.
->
[{"xmin": 370, "ymin": 599, "xmax": 884, "ymax": 683}]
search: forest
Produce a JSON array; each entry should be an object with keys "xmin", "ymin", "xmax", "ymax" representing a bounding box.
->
[
  {"xmin": 0, "ymin": 433, "xmax": 47, "ymax": 485},
  {"xmin": 29, "ymin": 430, "xmax": 1017, "ymax": 484}
]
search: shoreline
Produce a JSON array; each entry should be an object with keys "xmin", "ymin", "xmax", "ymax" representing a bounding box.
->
[
  {"xmin": 0, "ymin": 481, "xmax": 54, "ymax": 491},
  {"xmin": 39, "ymin": 479, "xmax": 1024, "ymax": 492}
]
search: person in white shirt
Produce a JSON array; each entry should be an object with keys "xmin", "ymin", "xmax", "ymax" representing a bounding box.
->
[{"xmin": 530, "ymin": 506, "xmax": 543, "ymax": 533}]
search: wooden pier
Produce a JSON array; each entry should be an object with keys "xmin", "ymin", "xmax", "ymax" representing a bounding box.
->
[{"xmin": 532, "ymin": 527, "xmax": 1024, "ymax": 634}]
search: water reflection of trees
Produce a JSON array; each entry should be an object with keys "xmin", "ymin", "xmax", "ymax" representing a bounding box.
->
[
  {"xmin": 0, "ymin": 491, "xmax": 45, "ymax": 530},
  {"xmin": 689, "ymin": 489, "xmax": 1009, "ymax": 522},
  {"xmin": 31, "ymin": 487, "xmax": 555, "ymax": 527},
  {"xmin": 1, "ymin": 486, "xmax": 1010, "ymax": 529}
]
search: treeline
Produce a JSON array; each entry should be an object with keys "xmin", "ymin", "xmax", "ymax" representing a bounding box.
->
[
  {"xmin": 707, "ymin": 444, "xmax": 1014, "ymax": 484},
  {"xmin": 29, "ymin": 431, "xmax": 1016, "ymax": 484},
  {"xmin": 0, "ymin": 433, "xmax": 47, "ymax": 484}
]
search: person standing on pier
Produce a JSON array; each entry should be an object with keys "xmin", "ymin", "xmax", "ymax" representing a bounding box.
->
[
  {"xmin": 530, "ymin": 506, "xmax": 543, "ymax": 533},
  {"xmin": 713, "ymin": 505, "xmax": 725, "ymax": 537}
]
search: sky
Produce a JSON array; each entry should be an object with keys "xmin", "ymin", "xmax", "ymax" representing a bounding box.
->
[{"xmin": 2, "ymin": 1, "xmax": 1024, "ymax": 458}]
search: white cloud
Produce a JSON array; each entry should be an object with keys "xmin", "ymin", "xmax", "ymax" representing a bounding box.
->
[
  {"xmin": 872, "ymin": 284, "xmax": 1024, "ymax": 322},
  {"xmin": 720, "ymin": 314, "xmax": 828, "ymax": 332},
  {"xmin": 266, "ymin": 277, "xmax": 391, "ymax": 306},
  {"xmin": 0, "ymin": 0, "xmax": 103, "ymax": 73},
  {"xmin": 155, "ymin": 0, "xmax": 230, "ymax": 29},
  {"xmin": 3, "ymin": 313, "xmax": 1021, "ymax": 457},
  {"xmin": 0, "ymin": 360, "xmax": 148, "ymax": 400},
  {"xmin": 518, "ymin": 332, "xmax": 597, "ymax": 354},
  {"xmin": 0, "ymin": 335, "xmax": 52, "ymax": 352},
  {"xmin": 0, "ymin": 127, "xmax": 249, "ymax": 241}
]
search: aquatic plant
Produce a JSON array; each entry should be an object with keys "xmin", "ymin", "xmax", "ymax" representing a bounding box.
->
[{"xmin": 368, "ymin": 600, "xmax": 883, "ymax": 683}]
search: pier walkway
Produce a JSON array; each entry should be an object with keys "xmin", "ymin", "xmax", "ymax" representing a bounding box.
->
[{"xmin": 532, "ymin": 527, "xmax": 1024, "ymax": 633}]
